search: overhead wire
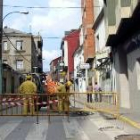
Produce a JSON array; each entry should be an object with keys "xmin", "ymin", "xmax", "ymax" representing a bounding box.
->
[
  {"xmin": 42, "ymin": 33, "xmax": 93, "ymax": 39},
  {"xmin": 2, "ymin": 32, "xmax": 94, "ymax": 40},
  {"xmin": 3, "ymin": 3, "xmax": 95, "ymax": 40},
  {"xmin": 3, "ymin": 5, "xmax": 84, "ymax": 9},
  {"xmin": 3, "ymin": 4, "xmax": 101, "ymax": 9},
  {"xmin": 2, "ymin": 3, "xmax": 95, "ymax": 65}
]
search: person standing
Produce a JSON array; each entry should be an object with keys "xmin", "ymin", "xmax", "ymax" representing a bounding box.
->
[
  {"xmin": 57, "ymin": 82, "xmax": 67, "ymax": 113},
  {"xmin": 19, "ymin": 75, "xmax": 37, "ymax": 115},
  {"xmin": 94, "ymin": 82, "xmax": 101, "ymax": 102},
  {"xmin": 87, "ymin": 82, "xmax": 93, "ymax": 103}
]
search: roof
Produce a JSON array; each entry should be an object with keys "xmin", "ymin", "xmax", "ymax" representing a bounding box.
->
[
  {"xmin": 3, "ymin": 26, "xmax": 31, "ymax": 37},
  {"xmin": 50, "ymin": 56, "xmax": 62, "ymax": 65},
  {"xmin": 60, "ymin": 29, "xmax": 80, "ymax": 50}
]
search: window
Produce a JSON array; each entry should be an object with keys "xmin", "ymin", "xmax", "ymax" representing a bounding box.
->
[
  {"xmin": 3, "ymin": 41, "xmax": 8, "ymax": 51},
  {"xmin": 95, "ymin": 35, "xmax": 99, "ymax": 52},
  {"xmin": 121, "ymin": 0, "xmax": 131, "ymax": 7},
  {"xmin": 16, "ymin": 60, "xmax": 23, "ymax": 70},
  {"xmin": 16, "ymin": 41, "xmax": 23, "ymax": 50}
]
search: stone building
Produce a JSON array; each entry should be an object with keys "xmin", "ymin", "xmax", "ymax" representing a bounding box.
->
[
  {"xmin": 3, "ymin": 26, "xmax": 43, "ymax": 74},
  {"xmin": 2, "ymin": 26, "xmax": 43, "ymax": 93}
]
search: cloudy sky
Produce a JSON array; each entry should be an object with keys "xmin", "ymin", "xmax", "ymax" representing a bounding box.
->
[{"xmin": 3, "ymin": 0, "xmax": 81, "ymax": 71}]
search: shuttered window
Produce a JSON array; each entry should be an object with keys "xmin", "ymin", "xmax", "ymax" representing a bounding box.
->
[{"xmin": 106, "ymin": 0, "xmax": 116, "ymax": 26}]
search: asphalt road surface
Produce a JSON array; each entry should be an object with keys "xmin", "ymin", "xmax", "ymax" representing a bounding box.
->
[{"xmin": 0, "ymin": 112, "xmax": 140, "ymax": 140}]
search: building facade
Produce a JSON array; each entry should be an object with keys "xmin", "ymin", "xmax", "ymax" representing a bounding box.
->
[
  {"xmin": 81, "ymin": 0, "xmax": 95, "ymax": 63},
  {"xmin": 3, "ymin": 27, "xmax": 43, "ymax": 74},
  {"xmin": 92, "ymin": 0, "xmax": 112, "ymax": 91},
  {"xmin": 73, "ymin": 26, "xmax": 86, "ymax": 92},
  {"xmin": 61, "ymin": 29, "xmax": 80, "ymax": 81},
  {"xmin": 2, "ymin": 63, "xmax": 24, "ymax": 93},
  {"xmin": 81, "ymin": 0, "xmax": 95, "ymax": 91},
  {"xmin": 2, "ymin": 27, "xmax": 43, "ymax": 93},
  {"xmin": 50, "ymin": 56, "xmax": 62, "ymax": 82},
  {"xmin": 106, "ymin": 0, "xmax": 140, "ymax": 110}
]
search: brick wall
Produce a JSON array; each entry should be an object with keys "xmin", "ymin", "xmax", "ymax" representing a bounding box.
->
[{"xmin": 82, "ymin": 0, "xmax": 95, "ymax": 62}]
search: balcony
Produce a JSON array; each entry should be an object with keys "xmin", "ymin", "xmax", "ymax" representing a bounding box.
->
[
  {"xmin": 106, "ymin": 2, "xmax": 140, "ymax": 47},
  {"xmin": 16, "ymin": 68, "xmax": 26, "ymax": 73},
  {"xmin": 15, "ymin": 50, "xmax": 26, "ymax": 53},
  {"xmin": 3, "ymin": 49, "xmax": 10, "ymax": 53}
]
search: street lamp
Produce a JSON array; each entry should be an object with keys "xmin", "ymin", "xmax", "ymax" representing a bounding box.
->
[
  {"xmin": 3, "ymin": 11, "xmax": 29, "ymax": 21},
  {"xmin": 0, "ymin": 11, "xmax": 29, "ymax": 94}
]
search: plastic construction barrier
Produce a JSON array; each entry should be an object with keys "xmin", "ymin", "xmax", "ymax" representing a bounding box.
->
[
  {"xmin": 0, "ymin": 94, "xmax": 65, "ymax": 116},
  {"xmin": 0, "ymin": 92, "xmax": 119, "ymax": 123},
  {"xmin": 0, "ymin": 93, "xmax": 71, "ymax": 123}
]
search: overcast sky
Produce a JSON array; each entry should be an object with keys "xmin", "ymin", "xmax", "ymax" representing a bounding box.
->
[{"xmin": 3, "ymin": 0, "xmax": 81, "ymax": 72}]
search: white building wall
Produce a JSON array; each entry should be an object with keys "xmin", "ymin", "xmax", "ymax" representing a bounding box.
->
[
  {"xmin": 80, "ymin": 50, "xmax": 86, "ymax": 92},
  {"xmin": 94, "ymin": 17, "xmax": 106, "ymax": 85},
  {"xmin": 63, "ymin": 41, "xmax": 68, "ymax": 66},
  {"xmin": 74, "ymin": 53, "xmax": 79, "ymax": 91},
  {"xmin": 74, "ymin": 49, "xmax": 86, "ymax": 92},
  {"xmin": 95, "ymin": 19, "xmax": 106, "ymax": 52},
  {"xmin": 127, "ymin": 48, "xmax": 140, "ymax": 110},
  {"xmin": 80, "ymin": 27, "xmax": 84, "ymax": 46},
  {"xmin": 94, "ymin": 0, "xmax": 104, "ymax": 21},
  {"xmin": 114, "ymin": 49, "xmax": 130, "ymax": 109}
]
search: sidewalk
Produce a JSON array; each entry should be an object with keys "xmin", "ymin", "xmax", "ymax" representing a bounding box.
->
[
  {"xmin": 70, "ymin": 96, "xmax": 140, "ymax": 129},
  {"xmin": 115, "ymin": 107, "xmax": 140, "ymax": 129}
]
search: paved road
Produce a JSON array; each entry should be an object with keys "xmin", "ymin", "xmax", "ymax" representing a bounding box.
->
[{"xmin": 0, "ymin": 112, "xmax": 140, "ymax": 140}]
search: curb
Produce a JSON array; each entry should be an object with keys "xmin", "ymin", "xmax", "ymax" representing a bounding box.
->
[
  {"xmin": 117, "ymin": 115, "xmax": 140, "ymax": 129},
  {"xmin": 95, "ymin": 109, "xmax": 140, "ymax": 129}
]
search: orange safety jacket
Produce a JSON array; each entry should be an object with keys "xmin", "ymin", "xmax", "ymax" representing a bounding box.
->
[{"xmin": 45, "ymin": 81, "xmax": 57, "ymax": 95}]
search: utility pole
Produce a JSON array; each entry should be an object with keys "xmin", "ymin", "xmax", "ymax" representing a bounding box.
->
[{"xmin": 0, "ymin": 0, "xmax": 3, "ymax": 94}]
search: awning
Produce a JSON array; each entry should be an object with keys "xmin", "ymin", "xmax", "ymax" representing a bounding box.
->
[{"xmin": 95, "ymin": 58, "xmax": 111, "ymax": 70}]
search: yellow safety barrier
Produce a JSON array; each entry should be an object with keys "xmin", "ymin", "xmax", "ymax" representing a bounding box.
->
[
  {"xmin": 69, "ymin": 91, "xmax": 119, "ymax": 116},
  {"xmin": 0, "ymin": 93, "xmax": 70, "ymax": 123},
  {"xmin": 0, "ymin": 92, "xmax": 119, "ymax": 123}
]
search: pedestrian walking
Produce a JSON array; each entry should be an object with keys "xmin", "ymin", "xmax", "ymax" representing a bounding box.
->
[
  {"xmin": 19, "ymin": 75, "xmax": 37, "ymax": 115},
  {"xmin": 94, "ymin": 82, "xmax": 102, "ymax": 102},
  {"xmin": 87, "ymin": 82, "xmax": 93, "ymax": 103}
]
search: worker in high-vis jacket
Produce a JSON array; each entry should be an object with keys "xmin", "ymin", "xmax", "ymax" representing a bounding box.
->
[
  {"xmin": 57, "ymin": 82, "xmax": 69, "ymax": 114},
  {"xmin": 19, "ymin": 75, "xmax": 37, "ymax": 115}
]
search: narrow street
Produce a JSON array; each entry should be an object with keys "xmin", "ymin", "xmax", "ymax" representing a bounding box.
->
[
  {"xmin": 0, "ymin": 112, "xmax": 140, "ymax": 140},
  {"xmin": 2, "ymin": 0, "xmax": 140, "ymax": 140}
]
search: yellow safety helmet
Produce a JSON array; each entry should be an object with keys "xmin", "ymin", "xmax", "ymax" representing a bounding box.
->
[
  {"xmin": 66, "ymin": 81, "xmax": 72, "ymax": 86},
  {"xmin": 26, "ymin": 75, "xmax": 32, "ymax": 80}
]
